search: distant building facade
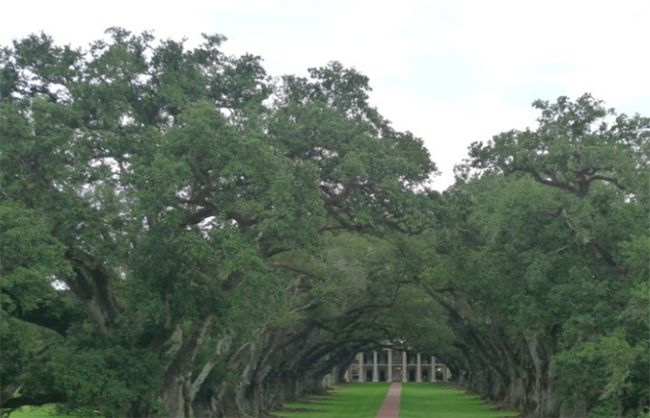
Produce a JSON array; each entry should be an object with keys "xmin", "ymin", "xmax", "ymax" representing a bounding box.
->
[{"xmin": 344, "ymin": 349, "xmax": 451, "ymax": 383}]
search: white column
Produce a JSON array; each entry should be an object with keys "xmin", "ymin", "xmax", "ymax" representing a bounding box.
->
[
  {"xmin": 387, "ymin": 349, "xmax": 392, "ymax": 382},
  {"xmin": 416, "ymin": 353, "xmax": 422, "ymax": 382},
  {"xmin": 431, "ymin": 356, "xmax": 436, "ymax": 382},
  {"xmin": 402, "ymin": 351, "xmax": 408, "ymax": 382},
  {"xmin": 372, "ymin": 350, "xmax": 379, "ymax": 382},
  {"xmin": 358, "ymin": 352, "xmax": 365, "ymax": 382}
]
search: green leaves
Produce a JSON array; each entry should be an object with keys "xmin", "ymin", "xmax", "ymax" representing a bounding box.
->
[
  {"xmin": 0, "ymin": 203, "xmax": 71, "ymax": 314},
  {"xmin": 552, "ymin": 333, "xmax": 635, "ymax": 412},
  {"xmin": 1, "ymin": 29, "xmax": 444, "ymax": 416},
  {"xmin": 467, "ymin": 94, "xmax": 646, "ymax": 199},
  {"xmin": 270, "ymin": 63, "xmax": 436, "ymax": 237},
  {"xmin": 3, "ymin": 27, "xmax": 646, "ymax": 418},
  {"xmin": 436, "ymin": 95, "xmax": 650, "ymax": 416}
]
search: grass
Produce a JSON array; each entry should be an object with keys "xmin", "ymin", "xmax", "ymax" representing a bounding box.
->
[
  {"xmin": 400, "ymin": 384, "xmax": 520, "ymax": 418},
  {"xmin": 275, "ymin": 383, "xmax": 390, "ymax": 418},
  {"xmin": 10, "ymin": 384, "xmax": 519, "ymax": 418},
  {"xmin": 9, "ymin": 405, "xmax": 78, "ymax": 418}
]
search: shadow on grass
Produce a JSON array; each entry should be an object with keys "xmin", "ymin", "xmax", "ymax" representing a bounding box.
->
[{"xmin": 272, "ymin": 383, "xmax": 390, "ymax": 418}]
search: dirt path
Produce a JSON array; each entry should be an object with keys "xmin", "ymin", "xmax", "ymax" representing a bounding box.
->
[{"xmin": 375, "ymin": 382, "xmax": 402, "ymax": 418}]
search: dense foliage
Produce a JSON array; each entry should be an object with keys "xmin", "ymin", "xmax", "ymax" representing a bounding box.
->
[
  {"xmin": 1, "ymin": 30, "xmax": 648, "ymax": 418},
  {"xmin": 425, "ymin": 95, "xmax": 650, "ymax": 417}
]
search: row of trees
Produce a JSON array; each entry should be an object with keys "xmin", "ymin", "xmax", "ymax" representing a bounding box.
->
[
  {"xmin": 0, "ymin": 29, "xmax": 436, "ymax": 418},
  {"xmin": 1, "ymin": 29, "xmax": 648, "ymax": 418},
  {"xmin": 409, "ymin": 96, "xmax": 649, "ymax": 417}
]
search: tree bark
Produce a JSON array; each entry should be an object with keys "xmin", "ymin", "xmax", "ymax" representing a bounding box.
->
[{"xmin": 158, "ymin": 316, "xmax": 213, "ymax": 418}]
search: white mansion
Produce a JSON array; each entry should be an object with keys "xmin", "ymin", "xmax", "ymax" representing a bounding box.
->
[{"xmin": 343, "ymin": 349, "xmax": 451, "ymax": 383}]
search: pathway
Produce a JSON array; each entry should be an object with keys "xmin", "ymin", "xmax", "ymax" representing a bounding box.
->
[{"xmin": 375, "ymin": 382, "xmax": 402, "ymax": 418}]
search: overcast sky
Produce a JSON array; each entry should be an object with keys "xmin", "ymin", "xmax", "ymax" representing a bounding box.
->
[{"xmin": 2, "ymin": 0, "xmax": 649, "ymax": 190}]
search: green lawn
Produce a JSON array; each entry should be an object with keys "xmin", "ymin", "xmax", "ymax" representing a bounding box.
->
[
  {"xmin": 11, "ymin": 384, "xmax": 519, "ymax": 418},
  {"xmin": 9, "ymin": 405, "xmax": 78, "ymax": 418},
  {"xmin": 275, "ymin": 383, "xmax": 389, "ymax": 418},
  {"xmin": 400, "ymin": 384, "xmax": 519, "ymax": 418}
]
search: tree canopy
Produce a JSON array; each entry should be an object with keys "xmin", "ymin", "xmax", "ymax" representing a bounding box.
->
[{"xmin": 1, "ymin": 30, "xmax": 648, "ymax": 418}]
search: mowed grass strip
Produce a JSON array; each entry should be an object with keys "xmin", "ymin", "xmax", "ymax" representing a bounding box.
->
[
  {"xmin": 275, "ymin": 383, "xmax": 390, "ymax": 418},
  {"xmin": 399, "ymin": 384, "xmax": 520, "ymax": 418},
  {"xmin": 9, "ymin": 405, "xmax": 80, "ymax": 418}
]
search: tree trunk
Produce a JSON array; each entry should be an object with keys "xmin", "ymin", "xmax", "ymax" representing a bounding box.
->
[{"xmin": 158, "ymin": 316, "xmax": 213, "ymax": 418}]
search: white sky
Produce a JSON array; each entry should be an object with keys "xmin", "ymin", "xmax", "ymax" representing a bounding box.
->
[{"xmin": 2, "ymin": 0, "xmax": 649, "ymax": 190}]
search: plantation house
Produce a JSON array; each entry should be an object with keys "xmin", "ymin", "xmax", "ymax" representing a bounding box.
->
[{"xmin": 344, "ymin": 349, "xmax": 451, "ymax": 383}]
